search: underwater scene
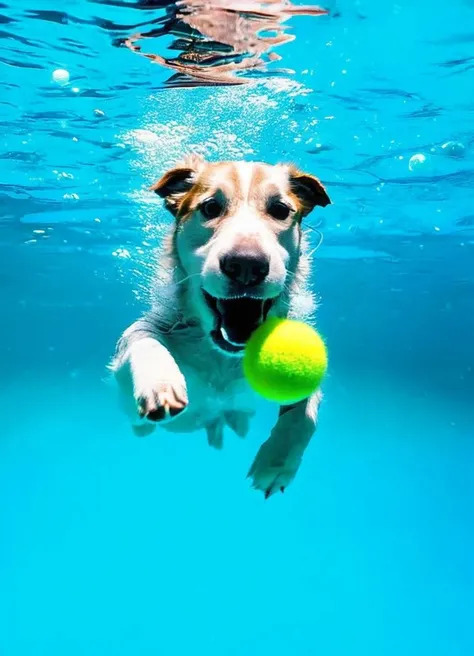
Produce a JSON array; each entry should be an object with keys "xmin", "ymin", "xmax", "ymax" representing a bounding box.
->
[{"xmin": 0, "ymin": 0, "xmax": 473, "ymax": 654}]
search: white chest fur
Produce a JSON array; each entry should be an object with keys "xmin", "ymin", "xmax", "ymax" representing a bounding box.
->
[{"xmin": 160, "ymin": 336, "xmax": 264, "ymax": 435}]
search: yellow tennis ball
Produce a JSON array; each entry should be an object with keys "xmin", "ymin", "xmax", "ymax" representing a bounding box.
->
[{"xmin": 243, "ymin": 317, "xmax": 328, "ymax": 404}]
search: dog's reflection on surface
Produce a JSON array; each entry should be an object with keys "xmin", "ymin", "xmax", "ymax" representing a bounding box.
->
[{"xmin": 116, "ymin": 0, "xmax": 328, "ymax": 86}]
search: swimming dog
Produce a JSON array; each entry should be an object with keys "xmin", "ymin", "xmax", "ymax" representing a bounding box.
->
[{"xmin": 111, "ymin": 155, "xmax": 331, "ymax": 498}]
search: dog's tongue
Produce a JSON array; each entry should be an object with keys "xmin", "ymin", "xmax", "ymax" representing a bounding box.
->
[{"xmin": 217, "ymin": 298, "xmax": 264, "ymax": 345}]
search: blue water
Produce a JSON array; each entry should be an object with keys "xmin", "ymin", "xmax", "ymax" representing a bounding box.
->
[{"xmin": 1, "ymin": 0, "xmax": 473, "ymax": 654}]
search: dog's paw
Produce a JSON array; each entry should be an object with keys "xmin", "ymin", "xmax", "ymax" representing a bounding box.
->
[
  {"xmin": 247, "ymin": 439, "xmax": 301, "ymax": 499},
  {"xmin": 135, "ymin": 380, "xmax": 188, "ymax": 423}
]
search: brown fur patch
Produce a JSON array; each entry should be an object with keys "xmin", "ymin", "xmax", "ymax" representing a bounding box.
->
[
  {"xmin": 175, "ymin": 184, "xmax": 205, "ymax": 220},
  {"xmin": 152, "ymin": 158, "xmax": 331, "ymax": 223},
  {"xmin": 286, "ymin": 165, "xmax": 331, "ymax": 216}
]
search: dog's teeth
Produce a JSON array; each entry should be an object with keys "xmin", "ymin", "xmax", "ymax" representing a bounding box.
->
[
  {"xmin": 220, "ymin": 327, "xmax": 244, "ymax": 348},
  {"xmin": 221, "ymin": 326, "xmax": 233, "ymax": 344}
]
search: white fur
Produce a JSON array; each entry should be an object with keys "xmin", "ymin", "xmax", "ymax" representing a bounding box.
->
[{"xmin": 110, "ymin": 158, "xmax": 329, "ymax": 498}]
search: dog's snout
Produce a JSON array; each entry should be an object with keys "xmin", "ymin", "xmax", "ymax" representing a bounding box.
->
[{"xmin": 220, "ymin": 252, "xmax": 270, "ymax": 286}]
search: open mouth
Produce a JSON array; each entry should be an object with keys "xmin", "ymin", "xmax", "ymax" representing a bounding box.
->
[{"xmin": 203, "ymin": 291, "xmax": 275, "ymax": 354}]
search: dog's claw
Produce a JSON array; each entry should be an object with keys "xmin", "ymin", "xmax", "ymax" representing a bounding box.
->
[
  {"xmin": 135, "ymin": 382, "xmax": 188, "ymax": 424},
  {"xmin": 246, "ymin": 435, "xmax": 300, "ymax": 499}
]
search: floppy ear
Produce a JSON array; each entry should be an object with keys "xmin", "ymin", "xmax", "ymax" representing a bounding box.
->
[
  {"xmin": 288, "ymin": 167, "xmax": 331, "ymax": 216},
  {"xmin": 150, "ymin": 154, "xmax": 205, "ymax": 216}
]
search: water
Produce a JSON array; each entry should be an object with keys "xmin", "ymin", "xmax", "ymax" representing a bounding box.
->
[{"xmin": 1, "ymin": 0, "xmax": 473, "ymax": 654}]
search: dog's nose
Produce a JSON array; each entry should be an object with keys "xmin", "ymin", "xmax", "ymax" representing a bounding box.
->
[{"xmin": 220, "ymin": 252, "xmax": 270, "ymax": 286}]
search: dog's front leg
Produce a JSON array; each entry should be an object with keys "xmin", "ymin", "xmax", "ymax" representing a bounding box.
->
[
  {"xmin": 112, "ymin": 320, "xmax": 188, "ymax": 435},
  {"xmin": 247, "ymin": 390, "xmax": 322, "ymax": 498}
]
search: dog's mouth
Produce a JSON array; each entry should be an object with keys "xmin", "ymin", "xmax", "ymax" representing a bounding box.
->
[{"xmin": 203, "ymin": 291, "xmax": 275, "ymax": 354}]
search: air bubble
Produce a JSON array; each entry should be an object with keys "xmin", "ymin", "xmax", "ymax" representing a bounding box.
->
[
  {"xmin": 440, "ymin": 141, "xmax": 465, "ymax": 158},
  {"xmin": 408, "ymin": 153, "xmax": 426, "ymax": 172},
  {"xmin": 112, "ymin": 248, "xmax": 131, "ymax": 259},
  {"xmin": 52, "ymin": 68, "xmax": 70, "ymax": 85}
]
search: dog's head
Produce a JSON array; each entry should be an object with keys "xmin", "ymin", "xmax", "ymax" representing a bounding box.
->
[{"xmin": 151, "ymin": 155, "xmax": 331, "ymax": 355}]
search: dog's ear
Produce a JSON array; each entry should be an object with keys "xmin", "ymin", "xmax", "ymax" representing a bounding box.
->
[
  {"xmin": 288, "ymin": 167, "xmax": 331, "ymax": 217},
  {"xmin": 150, "ymin": 154, "xmax": 205, "ymax": 216}
]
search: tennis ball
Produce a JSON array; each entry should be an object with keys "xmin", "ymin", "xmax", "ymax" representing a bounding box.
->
[{"xmin": 243, "ymin": 317, "xmax": 328, "ymax": 404}]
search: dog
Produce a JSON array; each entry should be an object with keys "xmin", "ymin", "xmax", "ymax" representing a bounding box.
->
[{"xmin": 111, "ymin": 155, "xmax": 331, "ymax": 498}]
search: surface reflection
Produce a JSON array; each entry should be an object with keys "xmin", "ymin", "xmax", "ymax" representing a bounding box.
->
[{"xmin": 116, "ymin": 0, "xmax": 328, "ymax": 86}]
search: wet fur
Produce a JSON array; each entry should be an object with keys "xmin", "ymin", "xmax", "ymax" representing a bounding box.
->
[{"xmin": 111, "ymin": 156, "xmax": 330, "ymax": 497}]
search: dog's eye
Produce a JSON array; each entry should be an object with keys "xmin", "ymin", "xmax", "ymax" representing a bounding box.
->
[
  {"xmin": 268, "ymin": 201, "xmax": 291, "ymax": 221},
  {"xmin": 200, "ymin": 198, "xmax": 223, "ymax": 220}
]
